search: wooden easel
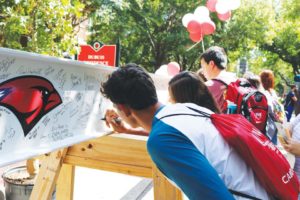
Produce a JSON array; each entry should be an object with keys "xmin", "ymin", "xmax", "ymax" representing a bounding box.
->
[{"xmin": 29, "ymin": 134, "xmax": 183, "ymax": 200}]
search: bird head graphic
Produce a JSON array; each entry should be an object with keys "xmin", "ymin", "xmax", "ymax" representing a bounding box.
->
[{"xmin": 0, "ymin": 75, "xmax": 62, "ymax": 137}]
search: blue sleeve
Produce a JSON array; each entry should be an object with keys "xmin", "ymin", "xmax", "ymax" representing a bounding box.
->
[
  {"xmin": 291, "ymin": 92, "xmax": 295, "ymax": 98},
  {"xmin": 147, "ymin": 121, "xmax": 234, "ymax": 200}
]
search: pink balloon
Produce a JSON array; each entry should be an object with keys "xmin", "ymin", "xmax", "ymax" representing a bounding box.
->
[
  {"xmin": 189, "ymin": 32, "xmax": 203, "ymax": 43},
  {"xmin": 217, "ymin": 11, "xmax": 231, "ymax": 21},
  {"xmin": 187, "ymin": 20, "xmax": 201, "ymax": 33},
  {"xmin": 201, "ymin": 20, "xmax": 216, "ymax": 35},
  {"xmin": 167, "ymin": 62, "xmax": 180, "ymax": 76},
  {"xmin": 206, "ymin": 0, "xmax": 217, "ymax": 12}
]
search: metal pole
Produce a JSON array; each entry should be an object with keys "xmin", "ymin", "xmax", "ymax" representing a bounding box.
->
[{"xmin": 116, "ymin": 38, "xmax": 121, "ymax": 67}]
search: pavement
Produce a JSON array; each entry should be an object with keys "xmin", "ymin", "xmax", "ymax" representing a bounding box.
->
[{"xmin": 73, "ymin": 167, "xmax": 153, "ymax": 200}]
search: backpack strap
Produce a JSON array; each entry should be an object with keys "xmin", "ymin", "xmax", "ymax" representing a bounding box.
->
[
  {"xmin": 158, "ymin": 113, "xmax": 207, "ymax": 120},
  {"xmin": 228, "ymin": 189, "xmax": 262, "ymax": 200},
  {"xmin": 211, "ymin": 78, "xmax": 228, "ymax": 87},
  {"xmin": 158, "ymin": 106, "xmax": 211, "ymax": 120},
  {"xmin": 158, "ymin": 106, "xmax": 263, "ymax": 200}
]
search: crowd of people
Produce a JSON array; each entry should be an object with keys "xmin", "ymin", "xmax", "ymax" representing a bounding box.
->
[{"xmin": 100, "ymin": 46, "xmax": 300, "ymax": 199}]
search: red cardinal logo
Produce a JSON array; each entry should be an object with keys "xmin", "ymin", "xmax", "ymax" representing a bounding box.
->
[{"xmin": 0, "ymin": 75, "xmax": 62, "ymax": 137}]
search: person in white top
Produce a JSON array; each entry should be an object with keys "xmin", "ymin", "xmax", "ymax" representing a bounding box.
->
[
  {"xmin": 283, "ymin": 114, "xmax": 300, "ymax": 179},
  {"xmin": 260, "ymin": 69, "xmax": 285, "ymax": 144}
]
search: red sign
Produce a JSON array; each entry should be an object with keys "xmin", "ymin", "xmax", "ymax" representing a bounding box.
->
[{"xmin": 78, "ymin": 42, "xmax": 117, "ymax": 67}]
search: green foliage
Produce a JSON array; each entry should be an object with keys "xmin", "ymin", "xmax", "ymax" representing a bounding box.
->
[
  {"xmin": 0, "ymin": 0, "xmax": 88, "ymax": 56},
  {"xmin": 89, "ymin": 0, "xmax": 207, "ymax": 72},
  {"xmin": 214, "ymin": 0, "xmax": 299, "ymax": 83},
  {"xmin": 0, "ymin": 0, "xmax": 299, "ymax": 82},
  {"xmin": 88, "ymin": 0, "xmax": 300, "ymax": 78},
  {"xmin": 264, "ymin": 0, "xmax": 300, "ymax": 75}
]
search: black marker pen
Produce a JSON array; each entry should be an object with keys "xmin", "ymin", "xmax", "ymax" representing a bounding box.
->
[{"xmin": 101, "ymin": 117, "xmax": 122, "ymax": 124}]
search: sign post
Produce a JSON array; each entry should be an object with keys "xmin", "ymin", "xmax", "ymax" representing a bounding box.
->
[{"xmin": 116, "ymin": 38, "xmax": 121, "ymax": 67}]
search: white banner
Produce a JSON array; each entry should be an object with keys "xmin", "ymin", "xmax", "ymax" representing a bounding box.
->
[{"xmin": 0, "ymin": 48, "xmax": 169, "ymax": 167}]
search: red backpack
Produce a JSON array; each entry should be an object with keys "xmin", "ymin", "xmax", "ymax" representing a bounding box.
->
[
  {"xmin": 214, "ymin": 78, "xmax": 269, "ymax": 134},
  {"xmin": 185, "ymin": 107, "xmax": 300, "ymax": 199}
]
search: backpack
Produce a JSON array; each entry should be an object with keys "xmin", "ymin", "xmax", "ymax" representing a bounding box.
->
[
  {"xmin": 268, "ymin": 94, "xmax": 285, "ymax": 123},
  {"xmin": 213, "ymin": 78, "xmax": 269, "ymax": 134},
  {"xmin": 161, "ymin": 107, "xmax": 300, "ymax": 199}
]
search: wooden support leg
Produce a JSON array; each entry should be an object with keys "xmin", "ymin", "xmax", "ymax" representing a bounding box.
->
[
  {"xmin": 29, "ymin": 148, "xmax": 68, "ymax": 200},
  {"xmin": 26, "ymin": 159, "xmax": 37, "ymax": 176},
  {"xmin": 152, "ymin": 165, "xmax": 183, "ymax": 200},
  {"xmin": 56, "ymin": 164, "xmax": 75, "ymax": 200}
]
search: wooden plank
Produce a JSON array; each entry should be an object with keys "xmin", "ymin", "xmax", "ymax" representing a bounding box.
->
[
  {"xmin": 32, "ymin": 135, "xmax": 180, "ymax": 200},
  {"xmin": 64, "ymin": 135, "xmax": 152, "ymax": 177},
  {"xmin": 152, "ymin": 166, "xmax": 183, "ymax": 200},
  {"xmin": 64, "ymin": 155, "xmax": 152, "ymax": 178},
  {"xmin": 56, "ymin": 164, "xmax": 75, "ymax": 200},
  {"xmin": 26, "ymin": 159, "xmax": 36, "ymax": 176},
  {"xmin": 66, "ymin": 136, "xmax": 152, "ymax": 168},
  {"xmin": 29, "ymin": 148, "xmax": 68, "ymax": 200}
]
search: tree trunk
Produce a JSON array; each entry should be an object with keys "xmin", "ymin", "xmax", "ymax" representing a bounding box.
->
[{"xmin": 293, "ymin": 64, "xmax": 299, "ymax": 75}]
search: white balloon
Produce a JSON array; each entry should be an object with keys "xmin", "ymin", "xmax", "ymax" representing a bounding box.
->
[
  {"xmin": 198, "ymin": 16, "xmax": 211, "ymax": 23},
  {"xmin": 194, "ymin": 6, "xmax": 210, "ymax": 18},
  {"xmin": 215, "ymin": 0, "xmax": 231, "ymax": 14},
  {"xmin": 182, "ymin": 13, "xmax": 195, "ymax": 27},
  {"xmin": 155, "ymin": 65, "xmax": 169, "ymax": 76},
  {"xmin": 228, "ymin": 0, "xmax": 241, "ymax": 10}
]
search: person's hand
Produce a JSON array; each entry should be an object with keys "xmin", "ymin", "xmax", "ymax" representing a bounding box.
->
[
  {"xmin": 282, "ymin": 139, "xmax": 300, "ymax": 156},
  {"xmin": 104, "ymin": 109, "xmax": 149, "ymax": 136},
  {"xmin": 104, "ymin": 109, "xmax": 128, "ymax": 133}
]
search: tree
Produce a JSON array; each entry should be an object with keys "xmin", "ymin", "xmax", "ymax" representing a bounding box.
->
[
  {"xmin": 218, "ymin": 0, "xmax": 300, "ymax": 76},
  {"xmin": 1, "ymin": 0, "xmax": 299, "ymax": 79},
  {"xmin": 0, "ymin": 0, "xmax": 101, "ymax": 56},
  {"xmin": 89, "ymin": 0, "xmax": 206, "ymax": 72},
  {"xmin": 88, "ymin": 0, "xmax": 296, "ymax": 75},
  {"xmin": 261, "ymin": 0, "xmax": 300, "ymax": 75}
]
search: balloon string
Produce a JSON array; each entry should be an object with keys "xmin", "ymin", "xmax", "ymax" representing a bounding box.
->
[
  {"xmin": 186, "ymin": 32, "xmax": 205, "ymax": 52},
  {"xmin": 201, "ymin": 39, "xmax": 205, "ymax": 52},
  {"xmin": 186, "ymin": 41, "xmax": 201, "ymax": 51},
  {"xmin": 201, "ymin": 32, "xmax": 205, "ymax": 52}
]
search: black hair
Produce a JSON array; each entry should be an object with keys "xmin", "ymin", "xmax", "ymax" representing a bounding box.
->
[
  {"xmin": 100, "ymin": 63, "xmax": 158, "ymax": 110},
  {"xmin": 200, "ymin": 46, "xmax": 227, "ymax": 70},
  {"xmin": 169, "ymin": 71, "xmax": 220, "ymax": 113}
]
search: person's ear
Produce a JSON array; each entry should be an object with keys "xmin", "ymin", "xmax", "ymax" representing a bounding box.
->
[
  {"xmin": 116, "ymin": 104, "xmax": 132, "ymax": 117},
  {"xmin": 208, "ymin": 60, "xmax": 215, "ymax": 68}
]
